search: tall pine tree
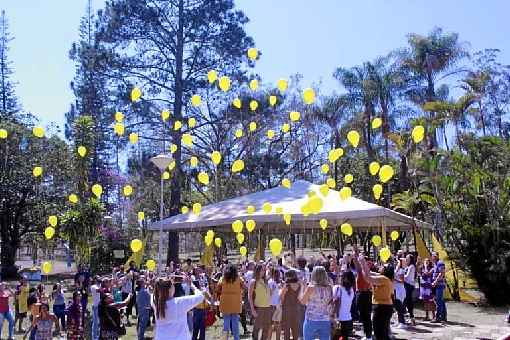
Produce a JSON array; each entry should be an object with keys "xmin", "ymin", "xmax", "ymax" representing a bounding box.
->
[{"xmin": 0, "ymin": 10, "xmax": 20, "ymax": 121}]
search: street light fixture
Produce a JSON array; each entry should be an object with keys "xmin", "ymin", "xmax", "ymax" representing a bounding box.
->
[{"xmin": 150, "ymin": 154, "xmax": 173, "ymax": 274}]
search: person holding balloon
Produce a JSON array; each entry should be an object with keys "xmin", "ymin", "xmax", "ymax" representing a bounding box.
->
[{"xmin": 351, "ymin": 249, "xmax": 374, "ymax": 340}]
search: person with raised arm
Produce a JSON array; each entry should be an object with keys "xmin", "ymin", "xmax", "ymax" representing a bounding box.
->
[{"xmin": 352, "ymin": 245, "xmax": 373, "ymax": 340}]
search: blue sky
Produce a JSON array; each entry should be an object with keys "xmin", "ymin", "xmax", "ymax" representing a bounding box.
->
[{"xmin": 2, "ymin": 0, "xmax": 510, "ymax": 132}]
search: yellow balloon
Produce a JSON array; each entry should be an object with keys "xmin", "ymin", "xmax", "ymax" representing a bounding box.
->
[
  {"xmin": 211, "ymin": 151, "xmax": 222, "ymax": 165},
  {"xmin": 207, "ymin": 70, "xmax": 218, "ymax": 84},
  {"xmin": 77, "ymin": 146, "xmax": 87, "ymax": 157},
  {"xmin": 42, "ymin": 261, "xmax": 52, "ymax": 274},
  {"xmin": 412, "ymin": 125, "xmax": 425, "ymax": 143},
  {"xmin": 249, "ymin": 100, "xmax": 258, "ymax": 111},
  {"xmin": 339, "ymin": 187, "xmax": 352, "ymax": 201},
  {"xmin": 236, "ymin": 233, "xmax": 245, "ymax": 245},
  {"xmin": 131, "ymin": 239, "xmax": 143, "ymax": 252},
  {"xmin": 283, "ymin": 214, "xmax": 291, "ymax": 225},
  {"xmin": 33, "ymin": 126, "xmax": 45, "ymax": 138},
  {"xmin": 321, "ymin": 164, "xmax": 330, "ymax": 174},
  {"xmin": 192, "ymin": 203, "xmax": 202, "ymax": 215},
  {"xmin": 0, "ymin": 128, "xmax": 8, "ymax": 139},
  {"xmin": 137, "ymin": 211, "xmax": 145, "ymax": 221},
  {"xmin": 289, "ymin": 111, "xmax": 300, "ymax": 122},
  {"xmin": 249, "ymin": 121, "xmax": 257, "ymax": 132},
  {"xmin": 68, "ymin": 194, "xmax": 79, "ymax": 204},
  {"xmin": 181, "ymin": 206, "xmax": 189, "ymax": 214},
  {"xmin": 129, "ymin": 133, "xmax": 139, "ymax": 144},
  {"xmin": 267, "ymin": 130, "xmax": 275, "ymax": 139},
  {"xmin": 371, "ymin": 235, "xmax": 382, "ymax": 247},
  {"xmin": 191, "ymin": 94, "xmax": 201, "ymax": 107},
  {"xmin": 182, "ymin": 133, "xmax": 193, "ymax": 146},
  {"xmin": 246, "ymin": 205, "xmax": 256, "ymax": 214},
  {"xmin": 309, "ymin": 196, "xmax": 323, "ymax": 214},
  {"xmin": 44, "ymin": 226, "xmax": 55, "ymax": 240},
  {"xmin": 277, "ymin": 78, "xmax": 288, "ymax": 93},
  {"xmin": 240, "ymin": 246, "xmax": 247, "ymax": 257},
  {"xmin": 372, "ymin": 117, "xmax": 382, "ymax": 129},
  {"xmin": 174, "ymin": 120, "xmax": 182, "ymax": 131},
  {"xmin": 91, "ymin": 184, "xmax": 102, "ymax": 198},
  {"xmin": 246, "ymin": 219, "xmax": 256, "ymax": 233},
  {"xmin": 32, "ymin": 166, "xmax": 43, "ymax": 178},
  {"xmin": 170, "ymin": 144, "xmax": 178, "ymax": 153},
  {"xmin": 369, "ymin": 161, "xmax": 380, "ymax": 176},
  {"xmin": 281, "ymin": 123, "xmax": 290, "ymax": 133},
  {"xmin": 344, "ymin": 174, "xmax": 354, "ymax": 184},
  {"xmin": 262, "ymin": 202, "xmax": 272, "ymax": 214},
  {"xmin": 379, "ymin": 165, "xmax": 394, "ymax": 183},
  {"xmin": 198, "ymin": 172, "xmax": 209, "ymax": 185},
  {"xmin": 319, "ymin": 184, "xmax": 330, "ymax": 196},
  {"xmin": 326, "ymin": 177, "xmax": 336, "ymax": 189},
  {"xmin": 168, "ymin": 160, "xmax": 176, "ymax": 171},
  {"xmin": 235, "ymin": 129, "xmax": 243, "ymax": 138},
  {"xmin": 233, "ymin": 98, "xmax": 242, "ymax": 109},
  {"xmin": 146, "ymin": 259, "xmax": 156, "ymax": 271},
  {"xmin": 115, "ymin": 111, "xmax": 124, "ymax": 122},
  {"xmin": 232, "ymin": 220, "xmax": 244, "ymax": 233},
  {"xmin": 206, "ymin": 229, "xmax": 215, "ymax": 239},
  {"xmin": 390, "ymin": 230, "xmax": 399, "ymax": 241},
  {"xmin": 204, "ymin": 234, "xmax": 213, "ymax": 246},
  {"xmin": 320, "ymin": 218, "xmax": 328, "ymax": 230},
  {"xmin": 347, "ymin": 130, "xmax": 360, "ymax": 148},
  {"xmin": 281, "ymin": 178, "xmax": 291, "ymax": 189},
  {"xmin": 269, "ymin": 95, "xmax": 277, "ymax": 106},
  {"xmin": 161, "ymin": 110, "xmax": 171, "ymax": 121},
  {"xmin": 131, "ymin": 87, "xmax": 142, "ymax": 102},
  {"xmin": 328, "ymin": 148, "xmax": 344, "ymax": 163},
  {"xmin": 303, "ymin": 88, "xmax": 315, "ymax": 105},
  {"xmin": 214, "ymin": 237, "xmax": 222, "ymax": 248},
  {"xmin": 48, "ymin": 215, "xmax": 58, "ymax": 227},
  {"xmin": 114, "ymin": 123, "xmax": 125, "ymax": 136},
  {"xmin": 249, "ymin": 79, "xmax": 259, "ymax": 91},
  {"xmin": 231, "ymin": 159, "xmax": 245, "ymax": 173},
  {"xmin": 340, "ymin": 223, "xmax": 353, "ymax": 236},
  {"xmin": 380, "ymin": 247, "xmax": 391, "ymax": 263},
  {"xmin": 373, "ymin": 184, "xmax": 383, "ymax": 200},
  {"xmin": 162, "ymin": 171, "xmax": 170, "ymax": 180},
  {"xmin": 123, "ymin": 185, "xmax": 133, "ymax": 197},
  {"xmin": 190, "ymin": 156, "xmax": 198, "ymax": 167},
  {"xmin": 188, "ymin": 117, "xmax": 197, "ymax": 128},
  {"xmin": 247, "ymin": 47, "xmax": 258, "ymax": 60},
  {"xmin": 219, "ymin": 76, "xmax": 231, "ymax": 92},
  {"xmin": 269, "ymin": 238, "xmax": 283, "ymax": 256}
]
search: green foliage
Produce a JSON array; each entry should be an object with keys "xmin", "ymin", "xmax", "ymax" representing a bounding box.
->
[{"xmin": 0, "ymin": 11, "xmax": 20, "ymax": 120}]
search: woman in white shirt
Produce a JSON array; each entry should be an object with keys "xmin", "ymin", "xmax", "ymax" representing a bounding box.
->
[
  {"xmin": 153, "ymin": 276, "xmax": 204, "ymax": 340},
  {"xmin": 332, "ymin": 271, "xmax": 355, "ymax": 340},
  {"xmin": 394, "ymin": 258, "xmax": 407, "ymax": 328},
  {"xmin": 404, "ymin": 254, "xmax": 416, "ymax": 325}
]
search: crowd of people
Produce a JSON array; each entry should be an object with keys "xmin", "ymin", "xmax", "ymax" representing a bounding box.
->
[{"xmin": 0, "ymin": 248, "xmax": 450, "ymax": 340}]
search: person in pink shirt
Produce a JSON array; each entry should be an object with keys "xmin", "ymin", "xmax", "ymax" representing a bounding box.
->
[{"xmin": 0, "ymin": 281, "xmax": 15, "ymax": 340}]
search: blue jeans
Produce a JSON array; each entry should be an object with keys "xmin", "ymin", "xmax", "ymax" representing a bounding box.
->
[
  {"xmin": 223, "ymin": 313, "xmax": 240, "ymax": 340},
  {"xmin": 92, "ymin": 305, "xmax": 100, "ymax": 340},
  {"xmin": 0, "ymin": 310, "xmax": 15, "ymax": 339},
  {"xmin": 53, "ymin": 304, "xmax": 66, "ymax": 330},
  {"xmin": 303, "ymin": 319, "xmax": 331, "ymax": 340},
  {"xmin": 138, "ymin": 310, "xmax": 150, "ymax": 340},
  {"xmin": 435, "ymin": 286, "xmax": 447, "ymax": 321},
  {"xmin": 192, "ymin": 308, "xmax": 206, "ymax": 340}
]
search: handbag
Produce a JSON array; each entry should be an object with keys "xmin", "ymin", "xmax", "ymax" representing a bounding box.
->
[{"xmin": 205, "ymin": 308, "xmax": 217, "ymax": 328}]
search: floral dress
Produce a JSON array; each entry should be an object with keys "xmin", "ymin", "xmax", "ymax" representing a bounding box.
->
[
  {"xmin": 420, "ymin": 266, "xmax": 435, "ymax": 310},
  {"xmin": 66, "ymin": 302, "xmax": 84, "ymax": 339}
]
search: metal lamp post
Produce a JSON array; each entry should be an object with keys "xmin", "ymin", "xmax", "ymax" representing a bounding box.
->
[{"xmin": 150, "ymin": 154, "xmax": 173, "ymax": 273}]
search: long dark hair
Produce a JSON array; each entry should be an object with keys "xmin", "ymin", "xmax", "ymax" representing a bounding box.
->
[
  {"xmin": 154, "ymin": 279, "xmax": 173, "ymax": 320},
  {"xmin": 341, "ymin": 271, "xmax": 355, "ymax": 295},
  {"xmin": 254, "ymin": 263, "xmax": 266, "ymax": 284},
  {"xmin": 223, "ymin": 264, "xmax": 238, "ymax": 284}
]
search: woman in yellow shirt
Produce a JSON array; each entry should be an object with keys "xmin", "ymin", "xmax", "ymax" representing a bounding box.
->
[
  {"xmin": 16, "ymin": 278, "xmax": 29, "ymax": 333},
  {"xmin": 249, "ymin": 263, "xmax": 272, "ymax": 340},
  {"xmin": 358, "ymin": 253, "xmax": 394, "ymax": 340}
]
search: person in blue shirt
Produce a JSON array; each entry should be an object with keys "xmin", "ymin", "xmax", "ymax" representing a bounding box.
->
[
  {"xmin": 431, "ymin": 252, "xmax": 447, "ymax": 322},
  {"xmin": 136, "ymin": 277, "xmax": 151, "ymax": 340}
]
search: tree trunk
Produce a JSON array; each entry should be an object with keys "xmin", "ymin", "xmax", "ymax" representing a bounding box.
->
[
  {"xmin": 167, "ymin": 0, "xmax": 185, "ymax": 264},
  {"xmin": 1, "ymin": 238, "xmax": 19, "ymax": 278}
]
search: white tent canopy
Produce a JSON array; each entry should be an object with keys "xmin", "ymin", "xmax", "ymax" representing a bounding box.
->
[{"xmin": 149, "ymin": 180, "xmax": 431, "ymax": 232}]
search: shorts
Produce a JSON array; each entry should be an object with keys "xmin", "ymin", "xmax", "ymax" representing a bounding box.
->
[{"xmin": 272, "ymin": 305, "xmax": 282, "ymax": 323}]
